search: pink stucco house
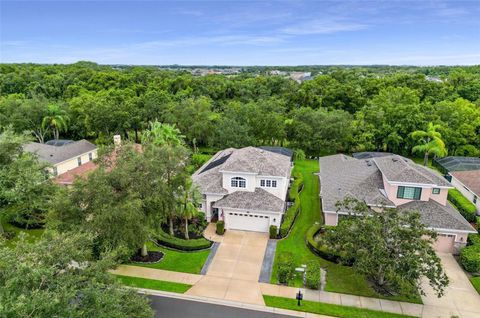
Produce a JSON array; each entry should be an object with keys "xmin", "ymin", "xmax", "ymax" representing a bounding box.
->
[{"xmin": 319, "ymin": 154, "xmax": 476, "ymax": 253}]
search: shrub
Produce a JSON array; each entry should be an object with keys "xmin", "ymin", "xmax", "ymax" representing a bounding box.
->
[
  {"xmin": 448, "ymin": 189, "xmax": 477, "ymax": 222},
  {"xmin": 460, "ymin": 245, "xmax": 480, "ymax": 273},
  {"xmin": 269, "ymin": 225, "xmax": 278, "ymax": 239},
  {"xmin": 155, "ymin": 228, "xmax": 212, "ymax": 251},
  {"xmin": 468, "ymin": 234, "xmax": 480, "ymax": 246},
  {"xmin": 306, "ymin": 223, "xmax": 353, "ymax": 265},
  {"xmin": 305, "ymin": 260, "xmax": 321, "ymax": 289},
  {"xmin": 279, "ymin": 172, "xmax": 304, "ymax": 238},
  {"xmin": 277, "ymin": 252, "xmax": 295, "ymax": 284},
  {"xmin": 216, "ymin": 221, "xmax": 225, "ymax": 235}
]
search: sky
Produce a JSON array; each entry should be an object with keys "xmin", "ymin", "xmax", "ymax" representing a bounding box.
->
[{"xmin": 1, "ymin": 0, "xmax": 479, "ymax": 66}]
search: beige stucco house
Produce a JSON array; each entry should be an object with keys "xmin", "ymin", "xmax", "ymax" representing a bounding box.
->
[
  {"xmin": 449, "ymin": 170, "xmax": 480, "ymax": 214},
  {"xmin": 319, "ymin": 154, "xmax": 476, "ymax": 253},
  {"xmin": 192, "ymin": 147, "xmax": 293, "ymax": 233},
  {"xmin": 24, "ymin": 139, "xmax": 98, "ymax": 182}
]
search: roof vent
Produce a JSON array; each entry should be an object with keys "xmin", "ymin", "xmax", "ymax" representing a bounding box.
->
[
  {"xmin": 365, "ymin": 160, "xmax": 372, "ymax": 166},
  {"xmin": 392, "ymin": 158, "xmax": 398, "ymax": 162}
]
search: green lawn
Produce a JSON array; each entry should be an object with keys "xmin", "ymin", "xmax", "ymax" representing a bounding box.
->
[
  {"xmin": 115, "ymin": 274, "xmax": 192, "ymax": 293},
  {"xmin": 471, "ymin": 277, "xmax": 480, "ymax": 294},
  {"xmin": 271, "ymin": 159, "xmax": 422, "ymax": 304},
  {"xmin": 263, "ymin": 296, "xmax": 417, "ymax": 318},
  {"xmin": 129, "ymin": 241, "xmax": 210, "ymax": 274},
  {"xmin": 1, "ymin": 221, "xmax": 44, "ymax": 248}
]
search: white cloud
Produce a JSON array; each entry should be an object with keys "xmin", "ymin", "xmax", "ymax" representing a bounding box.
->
[{"xmin": 281, "ymin": 19, "xmax": 368, "ymax": 35}]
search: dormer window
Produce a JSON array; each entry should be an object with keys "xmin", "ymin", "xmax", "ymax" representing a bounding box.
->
[
  {"xmin": 231, "ymin": 177, "xmax": 246, "ymax": 188},
  {"xmin": 432, "ymin": 188, "xmax": 440, "ymax": 195},
  {"xmin": 397, "ymin": 186, "xmax": 422, "ymax": 200}
]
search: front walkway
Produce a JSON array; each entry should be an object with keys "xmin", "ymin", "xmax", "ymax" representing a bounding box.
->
[
  {"xmin": 420, "ymin": 253, "xmax": 480, "ymax": 318},
  {"xmin": 186, "ymin": 228, "xmax": 269, "ymax": 305}
]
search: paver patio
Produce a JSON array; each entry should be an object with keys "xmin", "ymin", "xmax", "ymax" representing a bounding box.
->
[{"xmin": 186, "ymin": 229, "xmax": 269, "ymax": 305}]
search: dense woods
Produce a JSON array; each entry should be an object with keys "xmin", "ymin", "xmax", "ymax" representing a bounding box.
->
[{"xmin": 1, "ymin": 62, "xmax": 479, "ymax": 157}]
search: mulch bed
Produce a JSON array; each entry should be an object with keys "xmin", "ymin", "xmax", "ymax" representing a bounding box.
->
[{"xmin": 131, "ymin": 251, "xmax": 164, "ymax": 263}]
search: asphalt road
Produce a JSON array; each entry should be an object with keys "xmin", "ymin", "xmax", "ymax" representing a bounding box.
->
[{"xmin": 148, "ymin": 294, "xmax": 301, "ymax": 318}]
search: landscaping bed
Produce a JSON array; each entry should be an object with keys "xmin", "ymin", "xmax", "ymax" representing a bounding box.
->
[
  {"xmin": 155, "ymin": 228, "xmax": 212, "ymax": 251},
  {"xmin": 130, "ymin": 251, "xmax": 164, "ymax": 263},
  {"xmin": 263, "ymin": 295, "xmax": 417, "ymax": 318}
]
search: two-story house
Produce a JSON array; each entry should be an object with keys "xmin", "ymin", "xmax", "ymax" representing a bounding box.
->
[
  {"xmin": 192, "ymin": 147, "xmax": 292, "ymax": 233},
  {"xmin": 24, "ymin": 139, "xmax": 98, "ymax": 185},
  {"xmin": 319, "ymin": 154, "xmax": 476, "ymax": 253}
]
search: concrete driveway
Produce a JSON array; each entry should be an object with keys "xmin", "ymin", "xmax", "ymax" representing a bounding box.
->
[
  {"xmin": 186, "ymin": 229, "xmax": 269, "ymax": 305},
  {"xmin": 421, "ymin": 253, "xmax": 480, "ymax": 318}
]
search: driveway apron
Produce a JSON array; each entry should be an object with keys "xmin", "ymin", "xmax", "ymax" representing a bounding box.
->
[{"xmin": 186, "ymin": 229, "xmax": 269, "ymax": 305}]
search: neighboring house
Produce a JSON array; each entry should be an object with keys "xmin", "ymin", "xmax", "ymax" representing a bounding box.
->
[
  {"xmin": 319, "ymin": 154, "xmax": 476, "ymax": 253},
  {"xmin": 434, "ymin": 156, "xmax": 480, "ymax": 176},
  {"xmin": 24, "ymin": 139, "xmax": 98, "ymax": 185},
  {"xmin": 449, "ymin": 170, "xmax": 480, "ymax": 214},
  {"xmin": 192, "ymin": 146, "xmax": 293, "ymax": 233}
]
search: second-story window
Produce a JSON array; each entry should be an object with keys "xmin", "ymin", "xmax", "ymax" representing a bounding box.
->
[
  {"xmin": 397, "ymin": 186, "xmax": 422, "ymax": 200},
  {"xmin": 231, "ymin": 177, "xmax": 246, "ymax": 188},
  {"xmin": 260, "ymin": 179, "xmax": 278, "ymax": 188},
  {"xmin": 432, "ymin": 188, "xmax": 440, "ymax": 194},
  {"xmin": 77, "ymin": 157, "xmax": 82, "ymax": 166}
]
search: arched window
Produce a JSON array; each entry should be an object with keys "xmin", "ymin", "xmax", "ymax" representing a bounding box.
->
[{"xmin": 231, "ymin": 177, "xmax": 246, "ymax": 188}]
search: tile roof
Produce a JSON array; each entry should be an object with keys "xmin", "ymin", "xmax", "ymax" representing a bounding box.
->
[
  {"xmin": 54, "ymin": 161, "xmax": 97, "ymax": 185},
  {"xmin": 397, "ymin": 200, "xmax": 476, "ymax": 232},
  {"xmin": 373, "ymin": 155, "xmax": 451, "ymax": 187},
  {"xmin": 450, "ymin": 170, "xmax": 480, "ymax": 196},
  {"xmin": 192, "ymin": 147, "xmax": 291, "ymax": 194},
  {"xmin": 24, "ymin": 140, "xmax": 97, "ymax": 165},
  {"xmin": 319, "ymin": 154, "xmax": 394, "ymax": 213},
  {"xmin": 213, "ymin": 188, "xmax": 285, "ymax": 212}
]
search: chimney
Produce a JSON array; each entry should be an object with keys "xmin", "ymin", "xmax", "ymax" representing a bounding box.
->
[{"xmin": 113, "ymin": 135, "xmax": 121, "ymax": 147}]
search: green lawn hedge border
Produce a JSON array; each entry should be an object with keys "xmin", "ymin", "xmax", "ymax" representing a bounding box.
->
[
  {"xmin": 460, "ymin": 234, "xmax": 480, "ymax": 273},
  {"xmin": 155, "ymin": 228, "xmax": 213, "ymax": 251},
  {"xmin": 306, "ymin": 223, "xmax": 353, "ymax": 266},
  {"xmin": 448, "ymin": 189, "xmax": 477, "ymax": 222},
  {"xmin": 279, "ymin": 171, "xmax": 304, "ymax": 238}
]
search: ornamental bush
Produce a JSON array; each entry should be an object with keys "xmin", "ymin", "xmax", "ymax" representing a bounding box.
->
[
  {"xmin": 448, "ymin": 189, "xmax": 477, "ymax": 222},
  {"xmin": 216, "ymin": 221, "xmax": 225, "ymax": 235},
  {"xmin": 279, "ymin": 172, "xmax": 304, "ymax": 238},
  {"xmin": 460, "ymin": 245, "xmax": 480, "ymax": 273},
  {"xmin": 277, "ymin": 252, "xmax": 295, "ymax": 284},
  {"xmin": 305, "ymin": 260, "xmax": 321, "ymax": 289},
  {"xmin": 155, "ymin": 228, "xmax": 212, "ymax": 251},
  {"xmin": 269, "ymin": 225, "xmax": 278, "ymax": 239}
]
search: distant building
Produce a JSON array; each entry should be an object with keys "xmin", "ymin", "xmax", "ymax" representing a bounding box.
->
[{"xmin": 289, "ymin": 71, "xmax": 312, "ymax": 83}]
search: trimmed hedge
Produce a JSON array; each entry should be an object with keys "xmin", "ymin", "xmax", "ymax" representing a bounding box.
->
[
  {"xmin": 155, "ymin": 228, "xmax": 212, "ymax": 251},
  {"xmin": 216, "ymin": 221, "xmax": 225, "ymax": 235},
  {"xmin": 269, "ymin": 225, "xmax": 278, "ymax": 239},
  {"xmin": 461, "ymin": 234, "xmax": 480, "ymax": 273},
  {"xmin": 305, "ymin": 260, "xmax": 321, "ymax": 290},
  {"xmin": 448, "ymin": 189, "xmax": 477, "ymax": 222},
  {"xmin": 277, "ymin": 252, "xmax": 295, "ymax": 284},
  {"xmin": 279, "ymin": 172, "xmax": 304, "ymax": 238}
]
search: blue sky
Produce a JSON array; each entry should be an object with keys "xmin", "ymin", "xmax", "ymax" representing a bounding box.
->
[{"xmin": 1, "ymin": 0, "xmax": 479, "ymax": 65}]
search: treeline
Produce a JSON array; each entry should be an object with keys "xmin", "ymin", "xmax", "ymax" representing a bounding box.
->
[{"xmin": 1, "ymin": 62, "xmax": 479, "ymax": 156}]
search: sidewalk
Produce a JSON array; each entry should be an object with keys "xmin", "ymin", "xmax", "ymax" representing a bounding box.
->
[{"xmin": 110, "ymin": 265, "xmax": 202, "ymax": 285}]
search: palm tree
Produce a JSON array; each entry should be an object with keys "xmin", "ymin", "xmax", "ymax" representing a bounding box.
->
[
  {"xmin": 142, "ymin": 120, "xmax": 185, "ymax": 147},
  {"xmin": 176, "ymin": 179, "xmax": 202, "ymax": 240},
  {"xmin": 42, "ymin": 104, "xmax": 69, "ymax": 140},
  {"xmin": 411, "ymin": 122, "xmax": 448, "ymax": 166}
]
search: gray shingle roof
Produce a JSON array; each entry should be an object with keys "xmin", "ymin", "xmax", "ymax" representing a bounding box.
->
[
  {"xmin": 192, "ymin": 147, "xmax": 291, "ymax": 194},
  {"xmin": 319, "ymin": 154, "xmax": 394, "ymax": 213},
  {"xmin": 397, "ymin": 200, "xmax": 476, "ymax": 232},
  {"xmin": 213, "ymin": 188, "xmax": 285, "ymax": 212},
  {"xmin": 24, "ymin": 140, "xmax": 97, "ymax": 164},
  {"xmin": 373, "ymin": 155, "xmax": 451, "ymax": 187}
]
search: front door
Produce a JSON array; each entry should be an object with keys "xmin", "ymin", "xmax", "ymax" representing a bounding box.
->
[{"xmin": 211, "ymin": 207, "xmax": 219, "ymax": 222}]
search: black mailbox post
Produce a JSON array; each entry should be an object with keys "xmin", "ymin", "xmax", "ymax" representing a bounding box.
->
[{"xmin": 296, "ymin": 289, "xmax": 303, "ymax": 306}]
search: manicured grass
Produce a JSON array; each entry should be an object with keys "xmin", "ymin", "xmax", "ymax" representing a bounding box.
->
[
  {"xmin": 129, "ymin": 241, "xmax": 210, "ymax": 274},
  {"xmin": 270, "ymin": 160, "xmax": 422, "ymax": 304},
  {"xmin": 471, "ymin": 277, "xmax": 480, "ymax": 294},
  {"xmin": 263, "ymin": 295, "xmax": 417, "ymax": 318},
  {"xmin": 115, "ymin": 274, "xmax": 192, "ymax": 293},
  {"xmin": 1, "ymin": 220, "xmax": 44, "ymax": 248}
]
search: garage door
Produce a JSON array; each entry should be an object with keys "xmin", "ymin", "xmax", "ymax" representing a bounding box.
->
[
  {"xmin": 433, "ymin": 234, "xmax": 455, "ymax": 253},
  {"xmin": 226, "ymin": 212, "xmax": 270, "ymax": 232}
]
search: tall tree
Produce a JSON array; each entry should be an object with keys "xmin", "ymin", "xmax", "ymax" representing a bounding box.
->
[
  {"xmin": 42, "ymin": 103, "xmax": 69, "ymax": 140},
  {"xmin": 411, "ymin": 122, "xmax": 448, "ymax": 166},
  {"xmin": 0, "ymin": 232, "xmax": 153, "ymax": 318},
  {"xmin": 176, "ymin": 179, "xmax": 202, "ymax": 240},
  {"xmin": 326, "ymin": 198, "xmax": 449, "ymax": 297}
]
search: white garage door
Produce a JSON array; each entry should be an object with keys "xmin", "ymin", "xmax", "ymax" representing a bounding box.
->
[
  {"xmin": 433, "ymin": 234, "xmax": 455, "ymax": 253},
  {"xmin": 226, "ymin": 212, "xmax": 270, "ymax": 232}
]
